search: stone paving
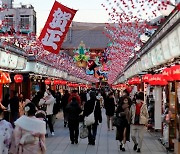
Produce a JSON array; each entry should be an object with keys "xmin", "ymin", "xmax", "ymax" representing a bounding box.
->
[{"xmin": 46, "ymin": 110, "xmax": 168, "ymax": 154}]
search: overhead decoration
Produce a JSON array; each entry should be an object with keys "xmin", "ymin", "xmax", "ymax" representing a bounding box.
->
[
  {"xmin": 39, "ymin": 1, "xmax": 77, "ymax": 54},
  {"xmin": 73, "ymin": 41, "xmax": 90, "ymax": 68},
  {"xmin": 102, "ymin": 0, "xmax": 178, "ymax": 84}
]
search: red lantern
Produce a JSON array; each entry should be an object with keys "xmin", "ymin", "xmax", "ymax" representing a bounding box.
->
[
  {"xmin": 14, "ymin": 74, "xmax": 23, "ymax": 83},
  {"xmin": 142, "ymin": 74, "xmax": 152, "ymax": 83},
  {"xmin": 162, "ymin": 68, "xmax": 173, "ymax": 81},
  {"xmin": 45, "ymin": 79, "xmax": 51, "ymax": 85},
  {"xmin": 171, "ymin": 65, "xmax": 180, "ymax": 81},
  {"xmin": 53, "ymin": 80, "xmax": 59, "ymax": 85}
]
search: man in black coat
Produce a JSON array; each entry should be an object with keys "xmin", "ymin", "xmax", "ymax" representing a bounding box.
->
[
  {"xmin": 83, "ymin": 91, "xmax": 102, "ymax": 145},
  {"xmin": 66, "ymin": 97, "xmax": 82, "ymax": 144}
]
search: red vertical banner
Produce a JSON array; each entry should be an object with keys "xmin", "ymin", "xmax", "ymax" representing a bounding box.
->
[{"xmin": 39, "ymin": 1, "xmax": 77, "ymax": 54}]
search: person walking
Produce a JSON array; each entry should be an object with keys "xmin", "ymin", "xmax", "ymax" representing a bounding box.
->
[
  {"xmin": 116, "ymin": 96, "xmax": 130, "ymax": 151},
  {"xmin": 0, "ymin": 107, "xmax": 13, "ymax": 154},
  {"xmin": 104, "ymin": 92, "xmax": 116, "ymax": 131},
  {"xmin": 61, "ymin": 90, "xmax": 70, "ymax": 127},
  {"xmin": 130, "ymin": 92, "xmax": 149, "ymax": 153},
  {"xmin": 66, "ymin": 97, "xmax": 82, "ymax": 144},
  {"xmin": 9, "ymin": 103, "xmax": 46, "ymax": 154},
  {"xmin": 83, "ymin": 91, "xmax": 102, "ymax": 145},
  {"xmin": 19, "ymin": 93, "xmax": 26, "ymax": 117},
  {"xmin": 39, "ymin": 89, "xmax": 56, "ymax": 136}
]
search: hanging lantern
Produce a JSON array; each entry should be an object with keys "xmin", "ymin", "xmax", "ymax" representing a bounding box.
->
[
  {"xmin": 53, "ymin": 80, "xmax": 60, "ymax": 85},
  {"xmin": 171, "ymin": 65, "xmax": 180, "ymax": 81},
  {"xmin": 162, "ymin": 67, "xmax": 173, "ymax": 81},
  {"xmin": 14, "ymin": 74, "xmax": 23, "ymax": 83},
  {"xmin": 45, "ymin": 79, "xmax": 51, "ymax": 85},
  {"xmin": 142, "ymin": 74, "xmax": 152, "ymax": 83}
]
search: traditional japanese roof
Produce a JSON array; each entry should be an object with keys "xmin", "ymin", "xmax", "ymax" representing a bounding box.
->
[{"xmin": 62, "ymin": 22, "xmax": 109, "ymax": 50}]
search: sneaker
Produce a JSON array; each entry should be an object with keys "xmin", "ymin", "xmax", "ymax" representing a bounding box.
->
[
  {"xmin": 75, "ymin": 140, "xmax": 78, "ymax": 144},
  {"xmin": 51, "ymin": 132, "xmax": 55, "ymax": 136},
  {"xmin": 71, "ymin": 141, "xmax": 74, "ymax": 144},
  {"xmin": 133, "ymin": 144, "xmax": 138, "ymax": 151},
  {"xmin": 137, "ymin": 148, "xmax": 141, "ymax": 153}
]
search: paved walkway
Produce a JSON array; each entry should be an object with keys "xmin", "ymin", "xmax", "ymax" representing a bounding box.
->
[{"xmin": 46, "ymin": 110, "xmax": 167, "ymax": 154}]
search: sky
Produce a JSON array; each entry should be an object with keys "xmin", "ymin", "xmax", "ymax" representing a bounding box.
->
[{"xmin": 12, "ymin": 0, "xmax": 109, "ymax": 36}]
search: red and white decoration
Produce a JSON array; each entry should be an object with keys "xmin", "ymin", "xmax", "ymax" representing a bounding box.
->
[{"xmin": 39, "ymin": 1, "xmax": 77, "ymax": 54}]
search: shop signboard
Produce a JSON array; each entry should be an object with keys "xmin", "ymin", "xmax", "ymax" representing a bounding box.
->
[
  {"xmin": 16, "ymin": 57, "xmax": 27, "ymax": 70},
  {"xmin": 147, "ymin": 51, "xmax": 153, "ymax": 69},
  {"xmin": 141, "ymin": 55, "xmax": 146, "ymax": 71},
  {"xmin": 151, "ymin": 47, "xmax": 159, "ymax": 66},
  {"xmin": 0, "ymin": 51, "xmax": 10, "ymax": 68},
  {"xmin": 155, "ymin": 43, "xmax": 166, "ymax": 65},
  {"xmin": 161, "ymin": 37, "xmax": 172, "ymax": 61},
  {"xmin": 8, "ymin": 54, "xmax": 18, "ymax": 69},
  {"xmin": 168, "ymin": 29, "xmax": 180, "ymax": 58},
  {"xmin": 34, "ymin": 63, "xmax": 41, "ymax": 74},
  {"xmin": 42, "ymin": 65, "xmax": 48, "ymax": 75}
]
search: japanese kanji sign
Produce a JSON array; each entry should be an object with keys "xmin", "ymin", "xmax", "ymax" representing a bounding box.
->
[{"xmin": 39, "ymin": 1, "xmax": 77, "ymax": 54}]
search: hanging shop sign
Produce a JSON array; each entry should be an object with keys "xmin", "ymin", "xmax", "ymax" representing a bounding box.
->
[
  {"xmin": 39, "ymin": 1, "xmax": 77, "ymax": 54},
  {"xmin": 149, "ymin": 74, "xmax": 168, "ymax": 86},
  {"xmin": 8, "ymin": 54, "xmax": 18, "ymax": 69},
  {"xmin": 14, "ymin": 74, "xmax": 23, "ymax": 83},
  {"xmin": 0, "ymin": 51, "xmax": 10, "ymax": 68},
  {"xmin": 142, "ymin": 74, "xmax": 152, "ymax": 83},
  {"xmin": 16, "ymin": 57, "xmax": 27, "ymax": 70},
  {"xmin": 168, "ymin": 29, "xmax": 180, "ymax": 58}
]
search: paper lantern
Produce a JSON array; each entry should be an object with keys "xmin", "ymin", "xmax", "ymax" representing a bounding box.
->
[
  {"xmin": 0, "ymin": 72, "xmax": 11, "ymax": 84},
  {"xmin": 53, "ymin": 80, "xmax": 60, "ymax": 85},
  {"xmin": 171, "ymin": 65, "xmax": 180, "ymax": 81},
  {"xmin": 45, "ymin": 79, "xmax": 51, "ymax": 85},
  {"xmin": 14, "ymin": 74, "xmax": 23, "ymax": 83},
  {"xmin": 162, "ymin": 67, "xmax": 173, "ymax": 81}
]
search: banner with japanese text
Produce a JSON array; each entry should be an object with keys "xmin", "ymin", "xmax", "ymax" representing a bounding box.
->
[{"xmin": 39, "ymin": 1, "xmax": 77, "ymax": 54}]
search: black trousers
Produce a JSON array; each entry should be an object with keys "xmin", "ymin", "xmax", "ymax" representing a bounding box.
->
[
  {"xmin": 46, "ymin": 114, "xmax": 54, "ymax": 133},
  {"xmin": 68, "ymin": 120, "xmax": 79, "ymax": 142}
]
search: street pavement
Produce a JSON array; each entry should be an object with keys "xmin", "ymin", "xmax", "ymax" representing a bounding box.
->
[{"xmin": 46, "ymin": 110, "xmax": 168, "ymax": 154}]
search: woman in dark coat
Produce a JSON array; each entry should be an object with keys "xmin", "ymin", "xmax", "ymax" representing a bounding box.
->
[
  {"xmin": 115, "ymin": 96, "xmax": 130, "ymax": 151},
  {"xmin": 66, "ymin": 97, "xmax": 82, "ymax": 144},
  {"xmin": 104, "ymin": 92, "xmax": 116, "ymax": 131},
  {"xmin": 83, "ymin": 91, "xmax": 102, "ymax": 145}
]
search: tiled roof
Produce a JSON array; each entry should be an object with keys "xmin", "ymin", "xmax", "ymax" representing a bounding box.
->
[{"xmin": 62, "ymin": 22, "xmax": 110, "ymax": 49}]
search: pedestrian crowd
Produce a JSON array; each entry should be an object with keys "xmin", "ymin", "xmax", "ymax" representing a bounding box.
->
[{"xmin": 0, "ymin": 87, "xmax": 149, "ymax": 154}]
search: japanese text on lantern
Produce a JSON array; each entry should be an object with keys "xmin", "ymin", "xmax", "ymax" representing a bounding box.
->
[{"xmin": 42, "ymin": 8, "xmax": 71, "ymax": 50}]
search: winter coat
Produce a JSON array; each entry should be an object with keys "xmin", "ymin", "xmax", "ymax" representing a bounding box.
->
[
  {"xmin": 83, "ymin": 99, "xmax": 102, "ymax": 124},
  {"xmin": 66, "ymin": 101, "xmax": 82, "ymax": 122},
  {"xmin": 130, "ymin": 103, "xmax": 149, "ymax": 125},
  {"xmin": 105, "ymin": 97, "xmax": 115, "ymax": 116}
]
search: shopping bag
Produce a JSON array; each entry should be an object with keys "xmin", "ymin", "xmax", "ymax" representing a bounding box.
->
[{"xmin": 80, "ymin": 124, "xmax": 88, "ymax": 139}]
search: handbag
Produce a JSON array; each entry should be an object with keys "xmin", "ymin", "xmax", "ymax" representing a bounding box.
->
[
  {"xmin": 80, "ymin": 124, "xmax": 88, "ymax": 139},
  {"xmin": 84, "ymin": 101, "xmax": 96, "ymax": 126},
  {"xmin": 112, "ymin": 116, "xmax": 121, "ymax": 127}
]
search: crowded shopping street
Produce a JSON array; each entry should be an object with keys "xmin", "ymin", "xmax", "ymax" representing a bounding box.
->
[
  {"xmin": 0, "ymin": 0, "xmax": 180, "ymax": 154},
  {"xmin": 46, "ymin": 111, "xmax": 167, "ymax": 154}
]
